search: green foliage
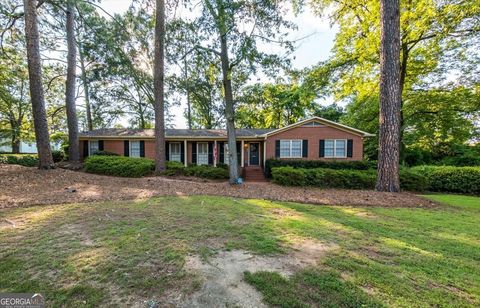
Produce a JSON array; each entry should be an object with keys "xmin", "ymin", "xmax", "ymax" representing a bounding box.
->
[
  {"xmin": 91, "ymin": 150, "xmax": 120, "ymax": 156},
  {"xmin": 51, "ymin": 150, "xmax": 65, "ymax": 163},
  {"xmin": 84, "ymin": 156, "xmax": 154, "ymax": 177},
  {"xmin": 162, "ymin": 161, "xmax": 186, "ymax": 176},
  {"xmin": 0, "ymin": 154, "xmax": 38, "ymax": 167},
  {"xmin": 312, "ymin": 103, "xmax": 345, "ymax": 122},
  {"xmin": 412, "ymin": 166, "xmax": 480, "ymax": 194},
  {"xmin": 272, "ymin": 166, "xmax": 427, "ymax": 191},
  {"xmin": 265, "ymin": 159, "xmax": 375, "ymax": 178}
]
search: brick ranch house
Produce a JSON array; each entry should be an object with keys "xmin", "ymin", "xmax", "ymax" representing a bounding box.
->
[{"xmin": 79, "ymin": 117, "xmax": 374, "ymax": 180}]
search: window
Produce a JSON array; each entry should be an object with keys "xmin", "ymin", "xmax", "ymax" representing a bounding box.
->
[
  {"xmin": 170, "ymin": 142, "xmax": 181, "ymax": 162},
  {"xmin": 89, "ymin": 140, "xmax": 99, "ymax": 155},
  {"xmin": 324, "ymin": 139, "xmax": 347, "ymax": 158},
  {"xmin": 130, "ymin": 141, "xmax": 141, "ymax": 157},
  {"xmin": 197, "ymin": 142, "xmax": 209, "ymax": 165},
  {"xmin": 279, "ymin": 140, "xmax": 302, "ymax": 158}
]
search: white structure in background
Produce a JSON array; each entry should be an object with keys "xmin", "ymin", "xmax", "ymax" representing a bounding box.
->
[{"xmin": 0, "ymin": 139, "xmax": 62, "ymax": 153}]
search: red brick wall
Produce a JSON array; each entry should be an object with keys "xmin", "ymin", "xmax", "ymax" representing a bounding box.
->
[
  {"xmin": 103, "ymin": 140, "xmax": 124, "ymax": 156},
  {"xmin": 265, "ymin": 126, "xmax": 364, "ymax": 161}
]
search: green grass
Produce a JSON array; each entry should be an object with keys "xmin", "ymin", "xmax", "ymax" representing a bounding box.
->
[{"xmin": 0, "ymin": 195, "xmax": 479, "ymax": 306}]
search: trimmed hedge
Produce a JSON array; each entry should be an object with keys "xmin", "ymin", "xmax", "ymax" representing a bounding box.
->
[
  {"xmin": 163, "ymin": 161, "xmax": 229, "ymax": 179},
  {"xmin": 265, "ymin": 159, "xmax": 375, "ymax": 178},
  {"xmin": 84, "ymin": 155, "xmax": 154, "ymax": 177},
  {"xmin": 0, "ymin": 154, "xmax": 39, "ymax": 167},
  {"xmin": 411, "ymin": 166, "xmax": 480, "ymax": 194},
  {"xmin": 271, "ymin": 166, "xmax": 427, "ymax": 192},
  {"xmin": 92, "ymin": 150, "xmax": 120, "ymax": 156},
  {"xmin": 52, "ymin": 150, "xmax": 65, "ymax": 162}
]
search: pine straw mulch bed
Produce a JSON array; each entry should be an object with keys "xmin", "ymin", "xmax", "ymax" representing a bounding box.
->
[{"xmin": 0, "ymin": 164, "xmax": 438, "ymax": 209}]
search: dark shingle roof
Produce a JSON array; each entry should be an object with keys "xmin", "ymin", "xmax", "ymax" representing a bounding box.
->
[{"xmin": 79, "ymin": 128, "xmax": 274, "ymax": 138}]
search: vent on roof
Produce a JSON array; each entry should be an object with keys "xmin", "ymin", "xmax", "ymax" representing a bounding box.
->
[{"xmin": 302, "ymin": 121, "xmax": 325, "ymax": 127}]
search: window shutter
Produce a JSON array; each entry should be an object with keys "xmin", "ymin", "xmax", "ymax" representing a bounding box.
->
[
  {"xmin": 83, "ymin": 140, "xmax": 89, "ymax": 157},
  {"xmin": 98, "ymin": 140, "xmax": 104, "ymax": 151},
  {"xmin": 275, "ymin": 140, "xmax": 280, "ymax": 158},
  {"xmin": 347, "ymin": 139, "xmax": 353, "ymax": 158},
  {"xmin": 192, "ymin": 142, "xmax": 197, "ymax": 164},
  {"xmin": 140, "ymin": 141, "xmax": 145, "ymax": 157},
  {"xmin": 165, "ymin": 141, "xmax": 170, "ymax": 161},
  {"xmin": 124, "ymin": 140, "xmax": 129, "ymax": 156},
  {"xmin": 319, "ymin": 140, "xmax": 325, "ymax": 157},
  {"xmin": 219, "ymin": 142, "xmax": 224, "ymax": 163},
  {"xmin": 208, "ymin": 142, "xmax": 214, "ymax": 165},
  {"xmin": 180, "ymin": 142, "xmax": 185, "ymax": 164},
  {"xmin": 302, "ymin": 140, "xmax": 308, "ymax": 158}
]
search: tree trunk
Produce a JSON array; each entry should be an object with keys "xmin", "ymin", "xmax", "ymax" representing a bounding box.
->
[
  {"xmin": 11, "ymin": 134, "xmax": 20, "ymax": 153},
  {"xmin": 220, "ymin": 33, "xmax": 239, "ymax": 183},
  {"xmin": 78, "ymin": 40, "xmax": 93, "ymax": 131},
  {"xmin": 65, "ymin": 0, "xmax": 79, "ymax": 161},
  {"xmin": 153, "ymin": 0, "xmax": 166, "ymax": 172},
  {"xmin": 23, "ymin": 0, "xmax": 54, "ymax": 169},
  {"xmin": 376, "ymin": 0, "xmax": 401, "ymax": 192}
]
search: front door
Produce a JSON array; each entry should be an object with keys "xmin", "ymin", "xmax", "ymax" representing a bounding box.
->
[{"xmin": 249, "ymin": 143, "xmax": 260, "ymax": 165}]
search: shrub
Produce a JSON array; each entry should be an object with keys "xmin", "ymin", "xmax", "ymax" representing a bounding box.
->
[
  {"xmin": 92, "ymin": 150, "xmax": 120, "ymax": 156},
  {"xmin": 411, "ymin": 165, "xmax": 480, "ymax": 194},
  {"xmin": 84, "ymin": 155, "xmax": 154, "ymax": 177},
  {"xmin": 264, "ymin": 159, "xmax": 375, "ymax": 178},
  {"xmin": 0, "ymin": 154, "xmax": 39, "ymax": 167},
  {"xmin": 399, "ymin": 169, "xmax": 428, "ymax": 192},
  {"xmin": 163, "ymin": 161, "xmax": 185, "ymax": 176},
  {"xmin": 272, "ymin": 166, "xmax": 427, "ymax": 192},
  {"xmin": 184, "ymin": 164, "xmax": 229, "ymax": 179},
  {"xmin": 52, "ymin": 150, "xmax": 65, "ymax": 162},
  {"xmin": 271, "ymin": 166, "xmax": 306, "ymax": 186}
]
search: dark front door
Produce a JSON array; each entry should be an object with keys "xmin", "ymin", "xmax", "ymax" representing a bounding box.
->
[{"xmin": 249, "ymin": 143, "xmax": 260, "ymax": 165}]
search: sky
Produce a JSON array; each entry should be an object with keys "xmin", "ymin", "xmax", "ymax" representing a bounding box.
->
[{"xmin": 99, "ymin": 0, "xmax": 338, "ymax": 128}]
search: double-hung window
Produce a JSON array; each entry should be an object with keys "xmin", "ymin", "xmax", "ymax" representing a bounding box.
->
[
  {"xmin": 324, "ymin": 139, "xmax": 346, "ymax": 158},
  {"xmin": 89, "ymin": 140, "xmax": 99, "ymax": 155},
  {"xmin": 279, "ymin": 140, "xmax": 302, "ymax": 158},
  {"xmin": 130, "ymin": 141, "xmax": 141, "ymax": 157},
  {"xmin": 197, "ymin": 142, "xmax": 209, "ymax": 165},
  {"xmin": 170, "ymin": 142, "xmax": 181, "ymax": 162}
]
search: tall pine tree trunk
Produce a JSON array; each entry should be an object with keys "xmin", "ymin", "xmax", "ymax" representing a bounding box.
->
[
  {"xmin": 65, "ymin": 0, "xmax": 79, "ymax": 161},
  {"xmin": 220, "ymin": 34, "xmax": 239, "ymax": 183},
  {"xmin": 153, "ymin": 0, "xmax": 166, "ymax": 172},
  {"xmin": 376, "ymin": 0, "xmax": 401, "ymax": 192},
  {"xmin": 78, "ymin": 40, "xmax": 93, "ymax": 131},
  {"xmin": 23, "ymin": 0, "xmax": 54, "ymax": 169}
]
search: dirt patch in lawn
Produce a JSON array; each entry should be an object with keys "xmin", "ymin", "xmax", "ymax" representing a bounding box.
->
[
  {"xmin": 0, "ymin": 164, "xmax": 438, "ymax": 209},
  {"xmin": 178, "ymin": 240, "xmax": 337, "ymax": 307}
]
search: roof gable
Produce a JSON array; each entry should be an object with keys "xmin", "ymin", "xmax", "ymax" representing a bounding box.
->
[{"xmin": 262, "ymin": 117, "xmax": 375, "ymax": 137}]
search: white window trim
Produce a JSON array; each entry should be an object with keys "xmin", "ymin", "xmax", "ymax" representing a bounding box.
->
[
  {"xmin": 197, "ymin": 142, "xmax": 209, "ymax": 165},
  {"xmin": 169, "ymin": 142, "xmax": 182, "ymax": 162},
  {"xmin": 88, "ymin": 140, "xmax": 99, "ymax": 156},
  {"xmin": 129, "ymin": 140, "xmax": 141, "ymax": 157},
  {"xmin": 279, "ymin": 139, "xmax": 303, "ymax": 158},
  {"xmin": 324, "ymin": 139, "xmax": 347, "ymax": 158}
]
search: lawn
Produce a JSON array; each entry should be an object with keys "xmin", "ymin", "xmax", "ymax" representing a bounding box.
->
[{"xmin": 0, "ymin": 194, "xmax": 479, "ymax": 307}]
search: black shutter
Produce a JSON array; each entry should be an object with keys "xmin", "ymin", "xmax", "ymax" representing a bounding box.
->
[
  {"xmin": 165, "ymin": 141, "xmax": 170, "ymax": 161},
  {"xmin": 181, "ymin": 142, "xmax": 185, "ymax": 164},
  {"xmin": 319, "ymin": 140, "xmax": 325, "ymax": 157},
  {"xmin": 98, "ymin": 140, "xmax": 104, "ymax": 151},
  {"xmin": 219, "ymin": 142, "xmax": 224, "ymax": 163},
  {"xmin": 83, "ymin": 140, "xmax": 89, "ymax": 157},
  {"xmin": 275, "ymin": 140, "xmax": 280, "ymax": 158},
  {"xmin": 236, "ymin": 141, "xmax": 241, "ymax": 165},
  {"xmin": 347, "ymin": 139, "xmax": 353, "ymax": 158},
  {"xmin": 192, "ymin": 142, "xmax": 197, "ymax": 164},
  {"xmin": 302, "ymin": 140, "xmax": 308, "ymax": 158},
  {"xmin": 208, "ymin": 142, "xmax": 214, "ymax": 165},
  {"xmin": 124, "ymin": 140, "xmax": 129, "ymax": 157},
  {"xmin": 140, "ymin": 141, "xmax": 145, "ymax": 157}
]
